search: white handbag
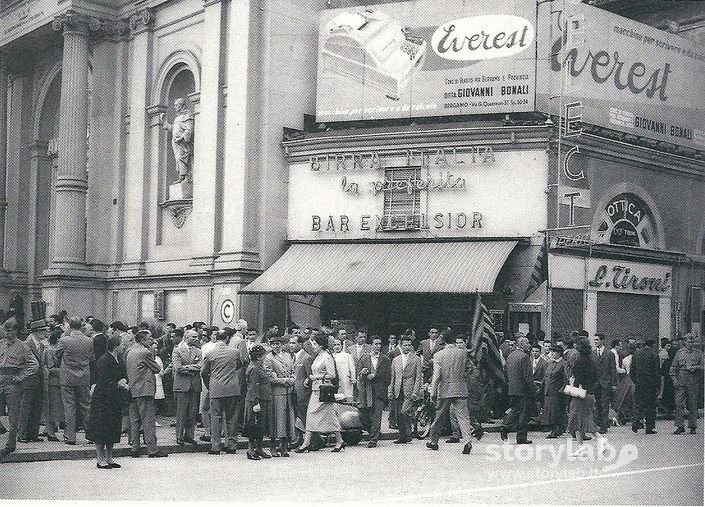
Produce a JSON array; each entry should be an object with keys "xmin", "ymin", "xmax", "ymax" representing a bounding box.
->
[{"xmin": 563, "ymin": 376, "xmax": 587, "ymax": 399}]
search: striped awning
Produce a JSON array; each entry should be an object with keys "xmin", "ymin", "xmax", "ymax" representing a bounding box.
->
[{"xmin": 241, "ymin": 241, "xmax": 518, "ymax": 294}]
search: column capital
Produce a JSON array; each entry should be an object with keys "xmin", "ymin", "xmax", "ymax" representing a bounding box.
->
[
  {"xmin": 129, "ymin": 8, "xmax": 156, "ymax": 34},
  {"xmin": 52, "ymin": 10, "xmax": 90, "ymax": 35}
]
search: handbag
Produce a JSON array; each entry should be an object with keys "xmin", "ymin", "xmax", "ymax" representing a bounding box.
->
[
  {"xmin": 563, "ymin": 376, "xmax": 587, "ymax": 399},
  {"xmin": 319, "ymin": 352, "xmax": 339, "ymax": 402}
]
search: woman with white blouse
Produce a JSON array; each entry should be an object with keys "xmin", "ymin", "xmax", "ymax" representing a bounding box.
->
[{"xmin": 331, "ymin": 337, "xmax": 356, "ymax": 401}]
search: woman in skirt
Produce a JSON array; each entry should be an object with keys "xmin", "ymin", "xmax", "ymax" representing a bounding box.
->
[
  {"xmin": 541, "ymin": 344, "xmax": 567, "ymax": 438},
  {"xmin": 567, "ymin": 337, "xmax": 598, "ymax": 455},
  {"xmin": 294, "ymin": 334, "xmax": 345, "ymax": 453},
  {"xmin": 86, "ymin": 334, "xmax": 129, "ymax": 469},
  {"xmin": 243, "ymin": 345, "xmax": 272, "ymax": 460}
]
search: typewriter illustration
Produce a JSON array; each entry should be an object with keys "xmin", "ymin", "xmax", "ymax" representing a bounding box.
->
[{"xmin": 321, "ymin": 10, "xmax": 427, "ymax": 101}]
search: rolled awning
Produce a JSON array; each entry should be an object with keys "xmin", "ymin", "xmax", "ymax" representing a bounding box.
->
[{"xmin": 241, "ymin": 241, "xmax": 518, "ymax": 294}]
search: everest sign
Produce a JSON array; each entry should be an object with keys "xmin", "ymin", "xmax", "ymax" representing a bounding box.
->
[{"xmin": 315, "ymin": 0, "xmax": 537, "ymax": 122}]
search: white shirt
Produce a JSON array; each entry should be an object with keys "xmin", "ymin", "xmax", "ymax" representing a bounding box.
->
[
  {"xmin": 532, "ymin": 357, "xmax": 540, "ymax": 372},
  {"xmin": 295, "ymin": 349, "xmax": 304, "ymax": 362},
  {"xmin": 401, "ymin": 352, "xmax": 409, "ymax": 370},
  {"xmin": 371, "ymin": 354, "xmax": 379, "ymax": 371}
]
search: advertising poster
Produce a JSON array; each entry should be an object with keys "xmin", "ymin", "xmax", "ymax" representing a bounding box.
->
[
  {"xmin": 315, "ymin": 0, "xmax": 538, "ymax": 122},
  {"xmin": 536, "ymin": 1, "xmax": 705, "ymax": 151}
]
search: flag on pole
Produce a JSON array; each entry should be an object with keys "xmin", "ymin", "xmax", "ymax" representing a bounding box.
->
[
  {"xmin": 524, "ymin": 237, "xmax": 548, "ymax": 300},
  {"xmin": 470, "ymin": 293, "xmax": 505, "ymax": 387}
]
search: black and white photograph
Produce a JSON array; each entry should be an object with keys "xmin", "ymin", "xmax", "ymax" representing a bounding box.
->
[{"xmin": 0, "ymin": 0, "xmax": 703, "ymax": 504}]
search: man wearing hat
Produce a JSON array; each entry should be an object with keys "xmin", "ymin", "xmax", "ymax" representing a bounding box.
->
[
  {"xmin": 0, "ymin": 318, "xmax": 38, "ymax": 459},
  {"xmin": 540, "ymin": 344, "xmax": 567, "ymax": 438},
  {"xmin": 17, "ymin": 316, "xmax": 50, "ymax": 443}
]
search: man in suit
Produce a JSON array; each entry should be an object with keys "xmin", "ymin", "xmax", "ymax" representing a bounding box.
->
[
  {"xmin": 55, "ymin": 317, "xmax": 94, "ymax": 445},
  {"xmin": 530, "ymin": 343, "xmax": 547, "ymax": 417},
  {"xmin": 500, "ymin": 337, "xmax": 535, "ymax": 444},
  {"xmin": 172, "ymin": 330, "xmax": 202, "ymax": 445},
  {"xmin": 0, "ymin": 318, "xmax": 37, "ymax": 460},
  {"xmin": 386, "ymin": 335, "xmax": 401, "ymax": 359},
  {"xmin": 202, "ymin": 330, "xmax": 243, "ymax": 454},
  {"xmin": 348, "ymin": 330, "xmax": 371, "ymax": 370},
  {"xmin": 426, "ymin": 332, "xmax": 474, "ymax": 454},
  {"xmin": 357, "ymin": 335, "xmax": 391, "ymax": 448},
  {"xmin": 126, "ymin": 330, "xmax": 167, "ymax": 458},
  {"xmin": 290, "ymin": 334, "xmax": 312, "ymax": 446},
  {"xmin": 389, "ymin": 335, "xmax": 422, "ymax": 443},
  {"xmin": 592, "ymin": 333, "xmax": 617, "ymax": 434},
  {"xmin": 17, "ymin": 319, "xmax": 48, "ymax": 443},
  {"xmin": 338, "ymin": 329, "xmax": 354, "ymax": 353},
  {"xmin": 418, "ymin": 328, "xmax": 444, "ymax": 383},
  {"xmin": 630, "ymin": 338, "xmax": 660, "ymax": 434}
]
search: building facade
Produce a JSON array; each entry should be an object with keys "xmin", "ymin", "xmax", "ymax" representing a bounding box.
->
[{"xmin": 1, "ymin": 0, "xmax": 704, "ymax": 339}]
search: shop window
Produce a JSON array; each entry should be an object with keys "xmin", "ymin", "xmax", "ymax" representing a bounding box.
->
[
  {"xmin": 595, "ymin": 193, "xmax": 658, "ymax": 249},
  {"xmin": 382, "ymin": 166, "xmax": 421, "ymax": 230}
]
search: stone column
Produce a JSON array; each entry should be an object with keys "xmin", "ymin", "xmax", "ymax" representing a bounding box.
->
[
  {"xmin": 190, "ymin": 0, "xmax": 226, "ymax": 268},
  {"xmin": 49, "ymin": 12, "xmax": 91, "ymax": 273},
  {"xmin": 0, "ymin": 55, "xmax": 8, "ymax": 277}
]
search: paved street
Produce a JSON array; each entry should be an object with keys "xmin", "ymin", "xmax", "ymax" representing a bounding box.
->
[{"xmin": 1, "ymin": 419, "xmax": 702, "ymax": 503}]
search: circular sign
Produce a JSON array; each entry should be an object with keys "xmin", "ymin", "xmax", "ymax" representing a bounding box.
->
[{"xmin": 220, "ymin": 299, "xmax": 235, "ymax": 324}]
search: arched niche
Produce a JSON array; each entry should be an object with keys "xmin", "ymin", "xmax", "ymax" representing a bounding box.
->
[
  {"xmin": 163, "ymin": 65, "xmax": 196, "ymax": 186},
  {"xmin": 591, "ymin": 184, "xmax": 666, "ymax": 251}
]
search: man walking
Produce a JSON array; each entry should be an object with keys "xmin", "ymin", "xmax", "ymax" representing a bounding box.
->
[
  {"xmin": 55, "ymin": 318, "xmax": 94, "ymax": 445},
  {"xmin": 592, "ymin": 333, "xmax": 617, "ymax": 434},
  {"xmin": 500, "ymin": 336, "xmax": 535, "ymax": 444},
  {"xmin": 126, "ymin": 330, "xmax": 167, "ymax": 458},
  {"xmin": 172, "ymin": 329, "xmax": 202, "ymax": 445},
  {"xmin": 0, "ymin": 318, "xmax": 36, "ymax": 460},
  {"xmin": 357, "ymin": 336, "xmax": 391, "ymax": 448},
  {"xmin": 418, "ymin": 328, "xmax": 444, "ymax": 383},
  {"xmin": 630, "ymin": 338, "xmax": 660, "ymax": 434},
  {"xmin": 426, "ymin": 332, "xmax": 474, "ymax": 454},
  {"xmin": 389, "ymin": 335, "xmax": 422, "ymax": 444},
  {"xmin": 202, "ymin": 331, "xmax": 243, "ymax": 454},
  {"xmin": 670, "ymin": 334, "xmax": 703, "ymax": 434}
]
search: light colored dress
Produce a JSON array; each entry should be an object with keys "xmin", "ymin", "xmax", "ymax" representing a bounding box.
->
[
  {"xmin": 305, "ymin": 351, "xmax": 341, "ymax": 433},
  {"xmin": 333, "ymin": 351, "xmax": 356, "ymax": 400},
  {"xmin": 154, "ymin": 356, "xmax": 165, "ymax": 400}
]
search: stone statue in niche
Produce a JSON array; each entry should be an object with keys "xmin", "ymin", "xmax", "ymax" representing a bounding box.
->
[{"xmin": 160, "ymin": 97, "xmax": 194, "ymax": 185}]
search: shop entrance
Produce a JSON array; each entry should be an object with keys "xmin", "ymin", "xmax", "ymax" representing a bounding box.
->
[
  {"xmin": 321, "ymin": 293, "xmax": 478, "ymax": 344},
  {"xmin": 596, "ymin": 292, "xmax": 659, "ymax": 341}
]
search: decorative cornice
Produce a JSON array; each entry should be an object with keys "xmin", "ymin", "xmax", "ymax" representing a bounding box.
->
[{"xmin": 52, "ymin": 8, "xmax": 154, "ymax": 42}]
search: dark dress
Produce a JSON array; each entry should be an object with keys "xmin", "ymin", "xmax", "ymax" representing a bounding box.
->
[
  {"xmin": 86, "ymin": 353, "xmax": 126, "ymax": 444},
  {"xmin": 567, "ymin": 354, "xmax": 598, "ymax": 435},
  {"xmin": 242, "ymin": 362, "xmax": 272, "ymax": 439}
]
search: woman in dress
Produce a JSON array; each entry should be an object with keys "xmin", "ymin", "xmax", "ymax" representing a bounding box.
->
[
  {"xmin": 295, "ymin": 334, "xmax": 345, "ymax": 453},
  {"xmin": 331, "ymin": 337, "xmax": 356, "ymax": 401},
  {"xmin": 264, "ymin": 334, "xmax": 296, "ymax": 457},
  {"xmin": 243, "ymin": 345, "xmax": 272, "ymax": 460},
  {"xmin": 540, "ymin": 344, "xmax": 567, "ymax": 438},
  {"xmin": 567, "ymin": 337, "xmax": 598, "ymax": 455},
  {"xmin": 86, "ymin": 334, "xmax": 129, "ymax": 469},
  {"xmin": 612, "ymin": 339, "xmax": 635, "ymax": 425}
]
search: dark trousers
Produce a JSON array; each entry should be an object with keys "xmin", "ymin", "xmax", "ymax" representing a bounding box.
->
[
  {"xmin": 129, "ymin": 396, "xmax": 158, "ymax": 454},
  {"xmin": 503, "ymin": 395, "xmax": 531, "ymax": 443},
  {"xmin": 674, "ymin": 377, "xmax": 699, "ymax": 429},
  {"xmin": 19, "ymin": 374, "xmax": 43, "ymax": 440},
  {"xmin": 393, "ymin": 394, "xmax": 414, "ymax": 441},
  {"xmin": 593, "ymin": 383, "xmax": 611, "ymax": 431},
  {"xmin": 61, "ymin": 384, "xmax": 90, "ymax": 442},
  {"xmin": 388, "ymin": 395, "xmax": 399, "ymax": 428},
  {"xmin": 294, "ymin": 389, "xmax": 310, "ymax": 426},
  {"xmin": 210, "ymin": 396, "xmax": 240, "ymax": 451},
  {"xmin": 633, "ymin": 385, "xmax": 657, "ymax": 430},
  {"xmin": 0, "ymin": 380, "xmax": 22, "ymax": 451},
  {"xmin": 174, "ymin": 390, "xmax": 200, "ymax": 442},
  {"xmin": 432, "ymin": 397, "xmax": 472, "ymax": 445},
  {"xmin": 359, "ymin": 398, "xmax": 385, "ymax": 443}
]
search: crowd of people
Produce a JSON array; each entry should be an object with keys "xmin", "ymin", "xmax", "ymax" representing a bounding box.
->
[{"xmin": 1, "ymin": 307, "xmax": 703, "ymax": 468}]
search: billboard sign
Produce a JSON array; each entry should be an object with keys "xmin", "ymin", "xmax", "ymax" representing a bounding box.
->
[
  {"xmin": 537, "ymin": 1, "xmax": 705, "ymax": 150},
  {"xmin": 315, "ymin": 0, "xmax": 538, "ymax": 122}
]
